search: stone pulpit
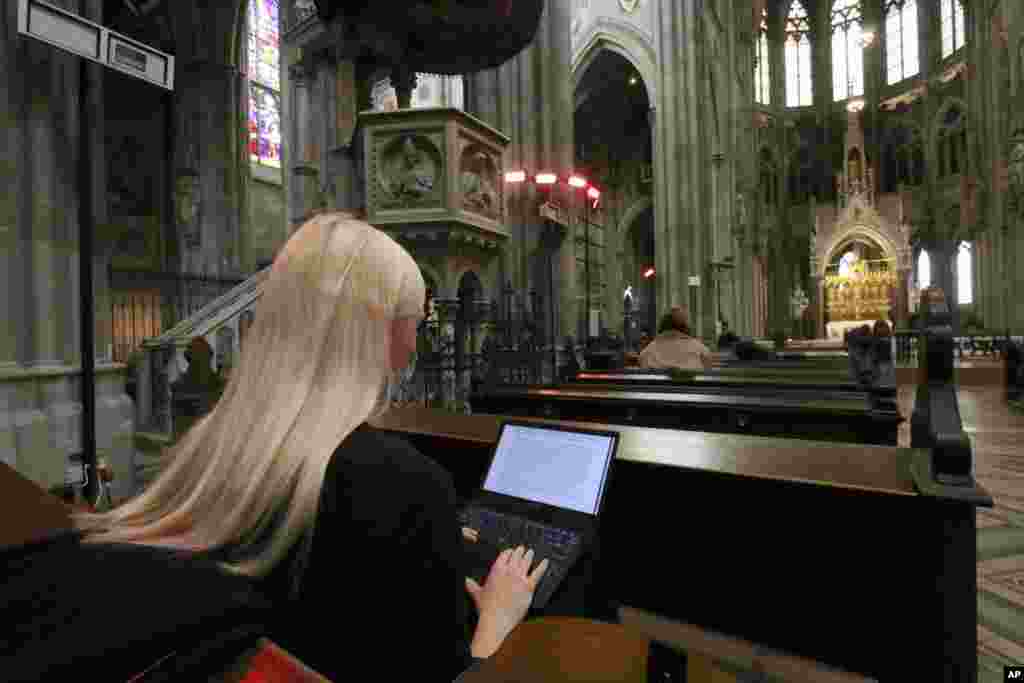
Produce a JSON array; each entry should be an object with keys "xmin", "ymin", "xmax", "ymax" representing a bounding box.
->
[{"xmin": 362, "ymin": 107, "xmax": 510, "ymax": 297}]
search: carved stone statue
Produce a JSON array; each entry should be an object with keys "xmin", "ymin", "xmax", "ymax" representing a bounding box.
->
[
  {"xmin": 461, "ymin": 152, "xmax": 498, "ymax": 216},
  {"xmin": 391, "ymin": 137, "xmax": 436, "ymax": 201}
]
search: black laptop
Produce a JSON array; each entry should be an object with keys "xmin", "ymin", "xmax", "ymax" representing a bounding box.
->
[{"xmin": 458, "ymin": 420, "xmax": 619, "ymax": 609}]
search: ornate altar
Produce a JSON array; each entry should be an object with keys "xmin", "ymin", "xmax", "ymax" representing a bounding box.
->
[{"xmin": 824, "ymin": 256, "xmax": 896, "ymax": 338}]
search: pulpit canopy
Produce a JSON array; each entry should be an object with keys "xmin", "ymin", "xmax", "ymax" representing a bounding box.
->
[{"xmin": 315, "ymin": 0, "xmax": 545, "ymax": 74}]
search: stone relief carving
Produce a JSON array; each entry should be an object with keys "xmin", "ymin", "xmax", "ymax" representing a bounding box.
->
[
  {"xmin": 460, "ymin": 148, "xmax": 500, "ymax": 218},
  {"xmin": 379, "ymin": 135, "xmax": 442, "ymax": 208}
]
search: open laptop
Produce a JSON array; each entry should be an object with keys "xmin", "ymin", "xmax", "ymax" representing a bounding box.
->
[{"xmin": 458, "ymin": 420, "xmax": 619, "ymax": 609}]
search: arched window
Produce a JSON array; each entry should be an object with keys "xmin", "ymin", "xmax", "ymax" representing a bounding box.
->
[
  {"xmin": 940, "ymin": 0, "xmax": 965, "ymax": 59},
  {"xmin": 832, "ymin": 0, "xmax": 864, "ymax": 102},
  {"xmin": 917, "ymin": 249, "xmax": 931, "ymax": 290},
  {"xmin": 785, "ymin": 1, "xmax": 813, "ymax": 107},
  {"xmin": 755, "ymin": 9, "xmax": 771, "ymax": 105},
  {"xmin": 957, "ymin": 241, "xmax": 973, "ymax": 304},
  {"xmin": 247, "ymin": 0, "xmax": 282, "ymax": 168},
  {"xmin": 885, "ymin": 0, "xmax": 919, "ymax": 85}
]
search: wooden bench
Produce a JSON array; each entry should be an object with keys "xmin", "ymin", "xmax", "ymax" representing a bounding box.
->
[
  {"xmin": 570, "ymin": 370, "xmax": 897, "ymax": 409},
  {"xmin": 369, "ymin": 407, "xmax": 991, "ymax": 682},
  {"xmin": 470, "ymin": 383, "xmax": 902, "ymax": 445}
]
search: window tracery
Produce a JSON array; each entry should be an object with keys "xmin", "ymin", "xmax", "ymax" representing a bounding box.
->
[{"xmin": 785, "ymin": 1, "xmax": 813, "ymax": 107}]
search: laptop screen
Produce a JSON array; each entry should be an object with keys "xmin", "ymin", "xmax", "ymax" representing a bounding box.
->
[{"xmin": 483, "ymin": 423, "xmax": 616, "ymax": 515}]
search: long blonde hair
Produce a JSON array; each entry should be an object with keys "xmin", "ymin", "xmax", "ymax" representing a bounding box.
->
[{"xmin": 73, "ymin": 213, "xmax": 426, "ymax": 579}]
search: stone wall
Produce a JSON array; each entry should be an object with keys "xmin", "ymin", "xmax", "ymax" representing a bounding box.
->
[{"xmin": 247, "ymin": 167, "xmax": 287, "ymax": 271}]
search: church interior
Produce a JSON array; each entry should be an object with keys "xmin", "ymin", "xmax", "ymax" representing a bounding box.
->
[{"xmin": 2, "ymin": 0, "xmax": 1024, "ymax": 680}]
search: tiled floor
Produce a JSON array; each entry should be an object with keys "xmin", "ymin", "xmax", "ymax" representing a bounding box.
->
[{"xmin": 898, "ymin": 378, "xmax": 1024, "ymax": 681}]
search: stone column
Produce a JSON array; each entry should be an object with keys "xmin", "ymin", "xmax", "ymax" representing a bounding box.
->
[
  {"xmin": 288, "ymin": 63, "xmax": 319, "ymax": 228},
  {"xmin": 174, "ymin": 60, "xmax": 245, "ymax": 275},
  {"xmin": 481, "ymin": 0, "xmax": 575, "ymax": 339},
  {"xmin": 815, "ymin": 275, "xmax": 826, "ymax": 339}
]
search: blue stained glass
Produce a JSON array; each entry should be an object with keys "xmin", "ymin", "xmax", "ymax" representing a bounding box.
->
[
  {"xmin": 248, "ymin": 0, "xmax": 280, "ymax": 91},
  {"xmin": 248, "ymin": 0, "xmax": 281, "ymax": 167},
  {"xmin": 249, "ymin": 82, "xmax": 282, "ymax": 168}
]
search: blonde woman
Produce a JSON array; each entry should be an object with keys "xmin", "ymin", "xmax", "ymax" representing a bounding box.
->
[{"xmin": 73, "ymin": 213, "xmax": 547, "ymax": 680}]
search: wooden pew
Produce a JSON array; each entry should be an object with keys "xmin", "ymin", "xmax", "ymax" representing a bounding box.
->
[
  {"xmin": 470, "ymin": 382, "xmax": 902, "ymax": 445},
  {"xmin": 369, "ymin": 407, "xmax": 991, "ymax": 683},
  {"xmin": 570, "ymin": 370, "xmax": 897, "ymax": 408}
]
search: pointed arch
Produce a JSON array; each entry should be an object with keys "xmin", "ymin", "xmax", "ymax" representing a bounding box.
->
[{"xmin": 572, "ymin": 24, "xmax": 658, "ymax": 107}]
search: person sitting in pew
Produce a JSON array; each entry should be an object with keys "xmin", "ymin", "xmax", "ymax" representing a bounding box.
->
[
  {"xmin": 71, "ymin": 212, "xmax": 546, "ymax": 682},
  {"xmin": 638, "ymin": 307, "xmax": 713, "ymax": 371}
]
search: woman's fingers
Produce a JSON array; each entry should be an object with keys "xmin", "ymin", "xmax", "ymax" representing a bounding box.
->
[
  {"xmin": 528, "ymin": 558, "xmax": 550, "ymax": 589},
  {"xmin": 462, "ymin": 527, "xmax": 479, "ymax": 542}
]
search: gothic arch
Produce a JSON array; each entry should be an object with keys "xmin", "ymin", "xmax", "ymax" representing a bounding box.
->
[
  {"xmin": 617, "ymin": 196, "xmax": 653, "ymax": 236},
  {"xmin": 572, "ymin": 22, "xmax": 658, "ymax": 107},
  {"xmin": 821, "ymin": 224, "xmax": 901, "ymax": 276}
]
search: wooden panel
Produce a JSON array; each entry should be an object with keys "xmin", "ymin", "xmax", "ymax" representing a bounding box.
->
[
  {"xmin": 367, "ymin": 409, "xmax": 984, "ymax": 682},
  {"xmin": 370, "ymin": 407, "xmax": 916, "ymax": 496}
]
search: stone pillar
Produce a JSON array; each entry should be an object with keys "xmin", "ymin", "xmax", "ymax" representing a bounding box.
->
[
  {"xmin": 174, "ymin": 60, "xmax": 245, "ymax": 275},
  {"xmin": 895, "ymin": 268, "xmax": 910, "ymax": 328},
  {"xmin": 288, "ymin": 63, "xmax": 319, "ymax": 228},
  {"xmin": 480, "ymin": 0, "xmax": 574, "ymax": 339},
  {"xmin": 813, "ymin": 275, "xmax": 825, "ymax": 339}
]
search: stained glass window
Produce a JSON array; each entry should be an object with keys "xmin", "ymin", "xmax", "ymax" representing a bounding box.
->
[
  {"xmin": 785, "ymin": 1, "xmax": 813, "ymax": 107},
  {"xmin": 885, "ymin": 0, "xmax": 919, "ymax": 85},
  {"xmin": 941, "ymin": 0, "xmax": 965, "ymax": 58},
  {"xmin": 248, "ymin": 0, "xmax": 282, "ymax": 168},
  {"xmin": 832, "ymin": 0, "xmax": 864, "ymax": 102},
  {"xmin": 755, "ymin": 9, "xmax": 771, "ymax": 105}
]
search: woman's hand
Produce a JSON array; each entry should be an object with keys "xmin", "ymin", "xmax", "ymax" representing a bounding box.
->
[{"xmin": 465, "ymin": 545, "xmax": 549, "ymax": 658}]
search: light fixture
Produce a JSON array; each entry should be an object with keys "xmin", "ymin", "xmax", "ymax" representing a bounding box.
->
[
  {"xmin": 846, "ymin": 98, "xmax": 866, "ymax": 113},
  {"xmin": 535, "ymin": 172, "xmax": 558, "ymax": 185},
  {"xmin": 642, "ymin": 267, "xmax": 655, "ymax": 278},
  {"xmin": 568, "ymin": 174, "xmax": 587, "ymax": 188},
  {"xmin": 628, "ymin": 76, "xmax": 638, "ymax": 86},
  {"xmin": 504, "ymin": 170, "xmax": 527, "ymax": 183}
]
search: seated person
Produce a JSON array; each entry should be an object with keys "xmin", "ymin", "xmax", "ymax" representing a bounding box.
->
[
  {"xmin": 638, "ymin": 307, "xmax": 713, "ymax": 371},
  {"xmin": 873, "ymin": 320, "xmax": 892, "ymax": 337},
  {"xmin": 72, "ymin": 212, "xmax": 546, "ymax": 682}
]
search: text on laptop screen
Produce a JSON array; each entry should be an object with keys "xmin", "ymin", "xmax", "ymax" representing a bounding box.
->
[{"xmin": 483, "ymin": 424, "xmax": 614, "ymax": 514}]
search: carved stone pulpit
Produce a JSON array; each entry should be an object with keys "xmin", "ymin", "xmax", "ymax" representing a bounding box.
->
[{"xmin": 361, "ymin": 107, "xmax": 510, "ymax": 298}]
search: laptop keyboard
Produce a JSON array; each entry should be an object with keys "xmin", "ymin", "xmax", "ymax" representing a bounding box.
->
[{"xmin": 458, "ymin": 507, "xmax": 583, "ymax": 609}]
